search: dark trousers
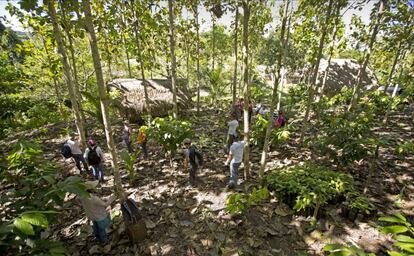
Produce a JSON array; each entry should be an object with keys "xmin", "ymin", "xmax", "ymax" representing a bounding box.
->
[
  {"xmin": 72, "ymin": 154, "xmax": 88, "ymax": 171},
  {"xmin": 91, "ymin": 162, "xmax": 104, "ymax": 182},
  {"xmin": 92, "ymin": 217, "xmax": 110, "ymax": 244},
  {"xmin": 140, "ymin": 142, "xmax": 148, "ymax": 159},
  {"xmin": 189, "ymin": 164, "xmax": 198, "ymax": 183}
]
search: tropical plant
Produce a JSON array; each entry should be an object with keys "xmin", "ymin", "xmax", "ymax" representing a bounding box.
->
[
  {"xmin": 119, "ymin": 149, "xmax": 139, "ymax": 183},
  {"xmin": 226, "ymin": 187, "xmax": 269, "ymax": 215}
]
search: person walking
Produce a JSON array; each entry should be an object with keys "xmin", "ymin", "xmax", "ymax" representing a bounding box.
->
[
  {"xmin": 137, "ymin": 126, "xmax": 148, "ymax": 159},
  {"xmin": 84, "ymin": 139, "xmax": 105, "ymax": 182},
  {"xmin": 78, "ymin": 181, "xmax": 115, "ymax": 244},
  {"xmin": 226, "ymin": 114, "xmax": 239, "ymax": 154},
  {"xmin": 224, "ymin": 136, "xmax": 246, "ymax": 189},
  {"xmin": 66, "ymin": 133, "xmax": 88, "ymax": 172},
  {"xmin": 182, "ymin": 138, "xmax": 203, "ymax": 185},
  {"xmin": 122, "ymin": 121, "xmax": 133, "ymax": 153}
]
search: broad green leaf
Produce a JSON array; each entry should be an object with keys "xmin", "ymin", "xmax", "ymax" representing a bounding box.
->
[
  {"xmin": 21, "ymin": 212, "xmax": 48, "ymax": 228},
  {"xmin": 379, "ymin": 214, "xmax": 407, "ymax": 224},
  {"xmin": 380, "ymin": 225, "xmax": 408, "ymax": 234},
  {"xmin": 387, "ymin": 251, "xmax": 404, "ymax": 256},
  {"xmin": 13, "ymin": 218, "xmax": 34, "ymax": 236},
  {"xmin": 323, "ymin": 244, "xmax": 349, "ymax": 251},
  {"xmin": 328, "ymin": 251, "xmax": 353, "ymax": 256},
  {"xmin": 394, "ymin": 241, "xmax": 414, "ymax": 253},
  {"xmin": 395, "ymin": 235, "xmax": 414, "ymax": 243}
]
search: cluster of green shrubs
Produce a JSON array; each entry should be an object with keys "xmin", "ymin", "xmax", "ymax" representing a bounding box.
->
[
  {"xmin": 0, "ymin": 141, "xmax": 90, "ymax": 255},
  {"xmin": 265, "ymin": 164, "xmax": 374, "ymax": 217}
]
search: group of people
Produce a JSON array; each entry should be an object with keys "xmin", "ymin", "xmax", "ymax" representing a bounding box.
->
[{"xmin": 225, "ymin": 99, "xmax": 286, "ymax": 189}]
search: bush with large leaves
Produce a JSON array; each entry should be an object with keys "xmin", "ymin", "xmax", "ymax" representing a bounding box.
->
[{"xmin": 0, "ymin": 140, "xmax": 89, "ymax": 255}]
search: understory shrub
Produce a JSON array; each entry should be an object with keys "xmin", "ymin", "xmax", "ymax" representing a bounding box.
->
[
  {"xmin": 266, "ymin": 164, "xmax": 374, "ymax": 217},
  {"xmin": 250, "ymin": 113, "xmax": 291, "ymax": 147},
  {"xmin": 225, "ymin": 187, "xmax": 270, "ymax": 215},
  {"xmin": 0, "ymin": 140, "xmax": 90, "ymax": 255}
]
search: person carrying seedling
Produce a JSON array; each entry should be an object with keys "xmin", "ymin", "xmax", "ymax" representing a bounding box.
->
[
  {"xmin": 84, "ymin": 139, "xmax": 105, "ymax": 182},
  {"xmin": 64, "ymin": 133, "xmax": 88, "ymax": 173},
  {"xmin": 182, "ymin": 138, "xmax": 203, "ymax": 185},
  {"xmin": 78, "ymin": 180, "xmax": 115, "ymax": 244},
  {"xmin": 226, "ymin": 113, "xmax": 239, "ymax": 154},
  {"xmin": 137, "ymin": 126, "xmax": 149, "ymax": 159},
  {"xmin": 225, "ymin": 135, "xmax": 246, "ymax": 189}
]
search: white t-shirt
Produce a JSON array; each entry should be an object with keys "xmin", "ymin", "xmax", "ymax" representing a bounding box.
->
[
  {"xmin": 67, "ymin": 139, "xmax": 82, "ymax": 155},
  {"xmin": 228, "ymin": 120, "xmax": 239, "ymax": 135},
  {"xmin": 230, "ymin": 141, "xmax": 246, "ymax": 164}
]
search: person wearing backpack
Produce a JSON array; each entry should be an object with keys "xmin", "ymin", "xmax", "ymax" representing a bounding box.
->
[
  {"xmin": 84, "ymin": 139, "xmax": 105, "ymax": 182},
  {"xmin": 65, "ymin": 133, "xmax": 88, "ymax": 172},
  {"xmin": 182, "ymin": 138, "xmax": 203, "ymax": 185},
  {"xmin": 78, "ymin": 180, "xmax": 115, "ymax": 244},
  {"xmin": 224, "ymin": 135, "xmax": 246, "ymax": 189}
]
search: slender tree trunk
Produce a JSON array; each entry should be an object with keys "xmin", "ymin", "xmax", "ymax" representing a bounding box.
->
[
  {"xmin": 320, "ymin": 1, "xmax": 342, "ymax": 96},
  {"xmin": 212, "ymin": 16, "xmax": 216, "ymax": 71},
  {"xmin": 41, "ymin": 35, "xmax": 61, "ymax": 104},
  {"xmin": 48, "ymin": 0, "xmax": 86, "ymax": 149},
  {"xmin": 82, "ymin": 0, "xmax": 125, "ymax": 201},
  {"xmin": 259, "ymin": 0, "xmax": 289, "ymax": 178},
  {"xmin": 123, "ymin": 33, "xmax": 132, "ymax": 78},
  {"xmin": 60, "ymin": 1, "xmax": 87, "ymax": 134},
  {"xmin": 301, "ymin": 0, "xmax": 334, "ymax": 141},
  {"xmin": 383, "ymin": 43, "xmax": 401, "ymax": 93},
  {"xmin": 195, "ymin": 3, "xmax": 201, "ymax": 113},
  {"xmin": 232, "ymin": 6, "xmax": 239, "ymax": 105},
  {"xmin": 242, "ymin": 0, "xmax": 251, "ymax": 180},
  {"xmin": 132, "ymin": 10, "xmax": 150, "ymax": 114},
  {"xmin": 168, "ymin": 0, "xmax": 178, "ymax": 118},
  {"xmin": 348, "ymin": 0, "xmax": 384, "ymax": 111}
]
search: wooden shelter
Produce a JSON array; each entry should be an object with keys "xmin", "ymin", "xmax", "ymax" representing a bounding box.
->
[{"xmin": 108, "ymin": 78, "xmax": 191, "ymax": 122}]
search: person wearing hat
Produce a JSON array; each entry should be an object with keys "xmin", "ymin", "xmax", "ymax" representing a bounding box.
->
[
  {"xmin": 224, "ymin": 135, "xmax": 246, "ymax": 189},
  {"xmin": 182, "ymin": 138, "xmax": 203, "ymax": 185},
  {"xmin": 67, "ymin": 133, "xmax": 88, "ymax": 172},
  {"xmin": 84, "ymin": 139, "xmax": 105, "ymax": 182},
  {"xmin": 78, "ymin": 181, "xmax": 115, "ymax": 244}
]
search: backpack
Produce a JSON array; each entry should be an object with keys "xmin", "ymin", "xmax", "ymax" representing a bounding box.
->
[
  {"xmin": 61, "ymin": 142, "xmax": 72, "ymax": 158},
  {"xmin": 121, "ymin": 198, "xmax": 147, "ymax": 243},
  {"xmin": 189, "ymin": 146, "xmax": 203, "ymax": 167},
  {"xmin": 87, "ymin": 146, "xmax": 101, "ymax": 165}
]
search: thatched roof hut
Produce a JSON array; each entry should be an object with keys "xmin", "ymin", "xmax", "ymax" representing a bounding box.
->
[
  {"xmin": 317, "ymin": 58, "xmax": 379, "ymax": 95},
  {"xmin": 108, "ymin": 78, "xmax": 191, "ymax": 121}
]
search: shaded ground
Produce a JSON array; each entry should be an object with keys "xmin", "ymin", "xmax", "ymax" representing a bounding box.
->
[{"xmin": 1, "ymin": 104, "xmax": 413, "ymax": 255}]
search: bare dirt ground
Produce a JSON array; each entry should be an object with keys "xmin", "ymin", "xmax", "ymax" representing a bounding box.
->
[{"xmin": 2, "ymin": 105, "xmax": 413, "ymax": 255}]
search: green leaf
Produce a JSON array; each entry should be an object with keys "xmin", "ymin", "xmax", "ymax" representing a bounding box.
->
[
  {"xmin": 380, "ymin": 225, "xmax": 408, "ymax": 234},
  {"xmin": 387, "ymin": 251, "xmax": 404, "ymax": 256},
  {"xmin": 394, "ymin": 241, "xmax": 414, "ymax": 253},
  {"xmin": 379, "ymin": 214, "xmax": 407, "ymax": 224},
  {"xmin": 323, "ymin": 244, "xmax": 348, "ymax": 251},
  {"xmin": 21, "ymin": 212, "xmax": 48, "ymax": 228},
  {"xmin": 13, "ymin": 218, "xmax": 35, "ymax": 236},
  {"xmin": 395, "ymin": 235, "xmax": 414, "ymax": 243}
]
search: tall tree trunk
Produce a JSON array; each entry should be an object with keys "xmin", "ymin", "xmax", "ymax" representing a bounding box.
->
[
  {"xmin": 82, "ymin": 0, "xmax": 125, "ymax": 201},
  {"xmin": 259, "ymin": 0, "xmax": 289, "ymax": 178},
  {"xmin": 301, "ymin": 0, "xmax": 334, "ymax": 141},
  {"xmin": 40, "ymin": 35, "xmax": 61, "ymax": 105},
  {"xmin": 242, "ymin": 0, "xmax": 251, "ymax": 180},
  {"xmin": 60, "ymin": 1, "xmax": 87, "ymax": 134},
  {"xmin": 48, "ymin": 0, "xmax": 86, "ymax": 149},
  {"xmin": 320, "ymin": 1, "xmax": 342, "ymax": 96},
  {"xmin": 348, "ymin": 0, "xmax": 384, "ymax": 111},
  {"xmin": 212, "ymin": 16, "xmax": 216, "ymax": 71},
  {"xmin": 383, "ymin": 42, "xmax": 402, "ymax": 93},
  {"xmin": 168, "ymin": 0, "xmax": 178, "ymax": 118},
  {"xmin": 132, "ymin": 9, "xmax": 150, "ymax": 114},
  {"xmin": 119, "ymin": 5, "xmax": 132, "ymax": 78},
  {"xmin": 232, "ymin": 6, "xmax": 239, "ymax": 105},
  {"xmin": 195, "ymin": 3, "xmax": 201, "ymax": 113}
]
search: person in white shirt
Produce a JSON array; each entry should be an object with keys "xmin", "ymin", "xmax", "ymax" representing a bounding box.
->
[
  {"xmin": 225, "ymin": 136, "xmax": 246, "ymax": 189},
  {"xmin": 226, "ymin": 114, "xmax": 239, "ymax": 154},
  {"xmin": 84, "ymin": 139, "xmax": 105, "ymax": 182},
  {"xmin": 67, "ymin": 133, "xmax": 88, "ymax": 172}
]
